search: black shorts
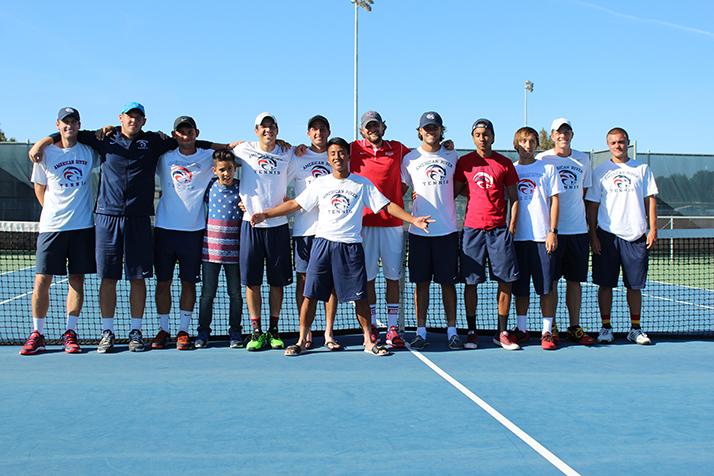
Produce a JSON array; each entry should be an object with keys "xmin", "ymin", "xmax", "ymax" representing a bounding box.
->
[
  {"xmin": 592, "ymin": 228, "xmax": 648, "ymax": 290},
  {"xmin": 239, "ymin": 222, "xmax": 293, "ymax": 287},
  {"xmin": 304, "ymin": 238, "xmax": 367, "ymax": 303},
  {"xmin": 95, "ymin": 214, "xmax": 153, "ymax": 280},
  {"xmin": 293, "ymin": 235, "xmax": 314, "ymax": 274},
  {"xmin": 460, "ymin": 227, "xmax": 519, "ymax": 284},
  {"xmin": 154, "ymin": 228, "xmax": 203, "ymax": 283},
  {"xmin": 513, "ymin": 241, "xmax": 554, "ymax": 297},
  {"xmin": 35, "ymin": 227, "xmax": 96, "ymax": 276},
  {"xmin": 552, "ymin": 233, "xmax": 589, "ymax": 282},
  {"xmin": 407, "ymin": 232, "xmax": 459, "ymax": 284}
]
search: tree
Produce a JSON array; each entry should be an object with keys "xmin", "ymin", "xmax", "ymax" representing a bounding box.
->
[
  {"xmin": 538, "ymin": 128, "xmax": 553, "ymax": 150},
  {"xmin": 0, "ymin": 126, "xmax": 16, "ymax": 142}
]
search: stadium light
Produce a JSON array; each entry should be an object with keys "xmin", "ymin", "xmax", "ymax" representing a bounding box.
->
[
  {"xmin": 352, "ymin": 0, "xmax": 374, "ymax": 140},
  {"xmin": 524, "ymin": 80, "xmax": 534, "ymax": 126}
]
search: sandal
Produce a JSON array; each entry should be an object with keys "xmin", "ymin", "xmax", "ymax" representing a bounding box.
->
[
  {"xmin": 364, "ymin": 344, "xmax": 390, "ymax": 357},
  {"xmin": 284, "ymin": 344, "xmax": 303, "ymax": 357},
  {"xmin": 325, "ymin": 340, "xmax": 343, "ymax": 351}
]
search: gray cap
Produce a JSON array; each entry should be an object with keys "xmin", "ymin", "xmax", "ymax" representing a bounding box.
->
[{"xmin": 360, "ymin": 111, "xmax": 383, "ymax": 129}]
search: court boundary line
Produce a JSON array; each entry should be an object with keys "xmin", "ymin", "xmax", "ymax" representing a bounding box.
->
[
  {"xmin": 0, "ymin": 266, "xmax": 33, "ymax": 277},
  {"xmin": 407, "ymin": 347, "xmax": 580, "ymax": 476},
  {"xmin": 0, "ymin": 278, "xmax": 68, "ymax": 306}
]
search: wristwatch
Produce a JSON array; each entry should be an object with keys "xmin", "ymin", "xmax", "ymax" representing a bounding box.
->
[{"xmin": 548, "ymin": 228, "xmax": 558, "ymax": 234}]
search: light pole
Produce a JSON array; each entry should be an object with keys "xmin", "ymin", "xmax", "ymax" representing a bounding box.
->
[
  {"xmin": 524, "ymin": 80, "xmax": 534, "ymax": 126},
  {"xmin": 352, "ymin": 0, "xmax": 373, "ymax": 140}
]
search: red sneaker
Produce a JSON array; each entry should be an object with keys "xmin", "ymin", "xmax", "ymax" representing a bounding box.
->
[
  {"xmin": 19, "ymin": 330, "xmax": 46, "ymax": 355},
  {"xmin": 385, "ymin": 326, "xmax": 405, "ymax": 349},
  {"xmin": 492, "ymin": 331, "xmax": 520, "ymax": 350},
  {"xmin": 62, "ymin": 329, "xmax": 81, "ymax": 353},
  {"xmin": 152, "ymin": 329, "xmax": 171, "ymax": 349},
  {"xmin": 369, "ymin": 325, "xmax": 380, "ymax": 344},
  {"xmin": 567, "ymin": 325, "xmax": 595, "ymax": 345},
  {"xmin": 511, "ymin": 328, "xmax": 530, "ymax": 345},
  {"xmin": 176, "ymin": 331, "xmax": 191, "ymax": 351},
  {"xmin": 541, "ymin": 332, "xmax": 558, "ymax": 350}
]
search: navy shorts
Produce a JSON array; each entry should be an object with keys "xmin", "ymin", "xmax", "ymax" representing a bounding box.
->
[
  {"xmin": 35, "ymin": 227, "xmax": 96, "ymax": 276},
  {"xmin": 95, "ymin": 214, "xmax": 153, "ymax": 280},
  {"xmin": 592, "ymin": 228, "xmax": 648, "ymax": 290},
  {"xmin": 293, "ymin": 235, "xmax": 314, "ymax": 274},
  {"xmin": 154, "ymin": 228, "xmax": 203, "ymax": 283},
  {"xmin": 460, "ymin": 227, "xmax": 519, "ymax": 284},
  {"xmin": 304, "ymin": 238, "xmax": 367, "ymax": 303},
  {"xmin": 240, "ymin": 222, "xmax": 293, "ymax": 287},
  {"xmin": 513, "ymin": 241, "xmax": 554, "ymax": 297},
  {"xmin": 552, "ymin": 233, "xmax": 589, "ymax": 282},
  {"xmin": 408, "ymin": 232, "xmax": 459, "ymax": 284}
]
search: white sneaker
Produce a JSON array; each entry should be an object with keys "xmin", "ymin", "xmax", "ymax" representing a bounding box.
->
[
  {"xmin": 627, "ymin": 328, "xmax": 652, "ymax": 345},
  {"xmin": 597, "ymin": 327, "xmax": 615, "ymax": 344}
]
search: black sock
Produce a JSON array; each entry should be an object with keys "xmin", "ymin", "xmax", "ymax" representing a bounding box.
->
[{"xmin": 466, "ymin": 315, "xmax": 477, "ymax": 332}]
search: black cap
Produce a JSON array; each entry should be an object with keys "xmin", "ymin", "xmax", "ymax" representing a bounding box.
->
[
  {"xmin": 173, "ymin": 115, "xmax": 197, "ymax": 131},
  {"xmin": 419, "ymin": 111, "xmax": 443, "ymax": 128},
  {"xmin": 57, "ymin": 107, "xmax": 80, "ymax": 122},
  {"xmin": 307, "ymin": 115, "xmax": 330, "ymax": 130},
  {"xmin": 471, "ymin": 118, "xmax": 494, "ymax": 134}
]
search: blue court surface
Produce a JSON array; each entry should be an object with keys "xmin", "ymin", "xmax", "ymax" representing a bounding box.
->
[{"xmin": 2, "ymin": 334, "xmax": 713, "ymax": 475}]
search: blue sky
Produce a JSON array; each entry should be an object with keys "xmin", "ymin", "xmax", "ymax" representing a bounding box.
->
[{"xmin": 1, "ymin": 0, "xmax": 712, "ymax": 153}]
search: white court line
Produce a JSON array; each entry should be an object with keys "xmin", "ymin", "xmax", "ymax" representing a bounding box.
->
[
  {"xmin": 0, "ymin": 278, "xmax": 68, "ymax": 306},
  {"xmin": 0, "ymin": 266, "xmax": 33, "ymax": 277},
  {"xmin": 583, "ymin": 281, "xmax": 714, "ymax": 311},
  {"xmin": 407, "ymin": 346, "xmax": 580, "ymax": 476},
  {"xmin": 649, "ymin": 278, "xmax": 714, "ymax": 293}
]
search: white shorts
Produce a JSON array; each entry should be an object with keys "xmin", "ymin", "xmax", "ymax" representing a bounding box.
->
[{"xmin": 362, "ymin": 226, "xmax": 404, "ymax": 281}]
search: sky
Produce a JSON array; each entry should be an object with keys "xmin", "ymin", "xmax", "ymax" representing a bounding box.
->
[{"xmin": 1, "ymin": 0, "xmax": 712, "ymax": 154}]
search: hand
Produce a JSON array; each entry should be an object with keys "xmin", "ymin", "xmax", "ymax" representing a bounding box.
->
[
  {"xmin": 646, "ymin": 229, "xmax": 657, "ymax": 249},
  {"xmin": 411, "ymin": 190, "xmax": 417, "ymax": 201},
  {"xmin": 276, "ymin": 139, "xmax": 292, "ymax": 151},
  {"xmin": 250, "ymin": 213, "xmax": 267, "ymax": 226},
  {"xmin": 590, "ymin": 234, "xmax": 601, "ymax": 255},
  {"xmin": 157, "ymin": 130, "xmax": 169, "ymax": 140},
  {"xmin": 545, "ymin": 232, "xmax": 558, "ymax": 254},
  {"xmin": 508, "ymin": 226, "xmax": 516, "ymax": 235},
  {"xmin": 96, "ymin": 125, "xmax": 115, "ymax": 140},
  {"xmin": 413, "ymin": 216, "xmax": 435, "ymax": 233},
  {"xmin": 443, "ymin": 139, "xmax": 455, "ymax": 151},
  {"xmin": 28, "ymin": 145, "xmax": 44, "ymax": 163},
  {"xmin": 294, "ymin": 144, "xmax": 307, "ymax": 157},
  {"xmin": 238, "ymin": 202, "xmax": 246, "ymax": 213},
  {"xmin": 229, "ymin": 140, "xmax": 244, "ymax": 149}
]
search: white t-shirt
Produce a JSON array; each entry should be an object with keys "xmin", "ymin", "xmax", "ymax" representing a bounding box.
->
[
  {"xmin": 295, "ymin": 173, "xmax": 390, "ymax": 244},
  {"xmin": 31, "ymin": 143, "xmax": 95, "ymax": 232},
  {"xmin": 514, "ymin": 160, "xmax": 563, "ymax": 242},
  {"xmin": 536, "ymin": 148, "xmax": 591, "ymax": 235},
  {"xmin": 586, "ymin": 158, "xmax": 658, "ymax": 242},
  {"xmin": 234, "ymin": 141, "xmax": 294, "ymax": 228},
  {"xmin": 287, "ymin": 148, "xmax": 330, "ymax": 237},
  {"xmin": 400, "ymin": 146, "xmax": 458, "ymax": 236},
  {"xmin": 155, "ymin": 147, "xmax": 214, "ymax": 231}
]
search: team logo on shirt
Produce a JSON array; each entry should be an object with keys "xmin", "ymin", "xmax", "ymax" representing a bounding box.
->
[
  {"xmin": 311, "ymin": 165, "xmax": 330, "ymax": 178},
  {"xmin": 63, "ymin": 166, "xmax": 83, "ymax": 182},
  {"xmin": 612, "ymin": 174, "xmax": 633, "ymax": 191},
  {"xmin": 559, "ymin": 170, "xmax": 578, "ymax": 188},
  {"xmin": 473, "ymin": 172, "xmax": 494, "ymax": 189},
  {"xmin": 171, "ymin": 165, "xmax": 193, "ymax": 186},
  {"xmin": 517, "ymin": 178, "xmax": 536, "ymax": 196},
  {"xmin": 329, "ymin": 193, "xmax": 351, "ymax": 213},
  {"xmin": 425, "ymin": 164, "xmax": 446, "ymax": 181},
  {"xmin": 136, "ymin": 139, "xmax": 149, "ymax": 150},
  {"xmin": 257, "ymin": 157, "xmax": 279, "ymax": 174}
]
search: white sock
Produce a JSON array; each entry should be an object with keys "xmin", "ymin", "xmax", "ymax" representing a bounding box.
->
[
  {"xmin": 417, "ymin": 326, "xmax": 427, "ymax": 339},
  {"xmin": 517, "ymin": 315, "xmax": 527, "ymax": 332},
  {"xmin": 179, "ymin": 310, "xmax": 192, "ymax": 333},
  {"xmin": 158, "ymin": 314, "xmax": 170, "ymax": 332},
  {"xmin": 370, "ymin": 304, "xmax": 377, "ymax": 326},
  {"xmin": 33, "ymin": 317, "xmax": 45, "ymax": 334},
  {"xmin": 131, "ymin": 317, "xmax": 142, "ymax": 331},
  {"xmin": 101, "ymin": 317, "xmax": 114, "ymax": 332},
  {"xmin": 387, "ymin": 304, "xmax": 399, "ymax": 328},
  {"xmin": 542, "ymin": 317, "xmax": 553, "ymax": 334},
  {"xmin": 447, "ymin": 326, "xmax": 457, "ymax": 339},
  {"xmin": 66, "ymin": 315, "xmax": 78, "ymax": 331}
]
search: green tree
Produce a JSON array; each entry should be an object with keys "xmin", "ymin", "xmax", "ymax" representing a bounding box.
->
[
  {"xmin": 538, "ymin": 128, "xmax": 554, "ymax": 150},
  {"xmin": 0, "ymin": 127, "xmax": 16, "ymax": 142}
]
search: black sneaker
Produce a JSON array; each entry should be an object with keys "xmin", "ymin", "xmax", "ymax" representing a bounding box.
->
[
  {"xmin": 97, "ymin": 330, "xmax": 115, "ymax": 354},
  {"xmin": 128, "ymin": 329, "xmax": 145, "ymax": 352}
]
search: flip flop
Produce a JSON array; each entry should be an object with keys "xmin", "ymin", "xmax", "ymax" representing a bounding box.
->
[
  {"xmin": 304, "ymin": 340, "xmax": 313, "ymax": 350},
  {"xmin": 325, "ymin": 340, "xmax": 343, "ymax": 351},
  {"xmin": 284, "ymin": 344, "xmax": 303, "ymax": 357},
  {"xmin": 364, "ymin": 344, "xmax": 390, "ymax": 357}
]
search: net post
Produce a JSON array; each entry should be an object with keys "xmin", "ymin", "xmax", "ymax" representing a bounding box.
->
[{"xmin": 669, "ymin": 217, "xmax": 674, "ymax": 263}]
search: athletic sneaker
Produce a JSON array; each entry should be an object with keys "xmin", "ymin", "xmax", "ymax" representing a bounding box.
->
[
  {"xmin": 464, "ymin": 330, "xmax": 478, "ymax": 349},
  {"xmin": 175, "ymin": 331, "xmax": 191, "ymax": 351},
  {"xmin": 62, "ymin": 329, "xmax": 81, "ymax": 353},
  {"xmin": 386, "ymin": 326, "xmax": 406, "ymax": 349},
  {"xmin": 597, "ymin": 327, "xmax": 615, "ymax": 344},
  {"xmin": 151, "ymin": 329, "xmax": 170, "ymax": 349},
  {"xmin": 268, "ymin": 329, "xmax": 285, "ymax": 349},
  {"xmin": 541, "ymin": 332, "xmax": 557, "ymax": 350},
  {"xmin": 567, "ymin": 325, "xmax": 595, "ymax": 345},
  {"xmin": 19, "ymin": 330, "xmax": 46, "ymax": 355},
  {"xmin": 627, "ymin": 328, "xmax": 652, "ymax": 345},
  {"xmin": 194, "ymin": 330, "xmax": 210, "ymax": 349},
  {"xmin": 551, "ymin": 320, "xmax": 561, "ymax": 344},
  {"xmin": 246, "ymin": 330, "xmax": 267, "ymax": 351},
  {"xmin": 369, "ymin": 325, "xmax": 380, "ymax": 344},
  {"xmin": 448, "ymin": 334, "xmax": 464, "ymax": 350},
  {"xmin": 511, "ymin": 328, "xmax": 530, "ymax": 345},
  {"xmin": 97, "ymin": 329, "xmax": 115, "ymax": 354},
  {"xmin": 493, "ymin": 331, "xmax": 520, "ymax": 351},
  {"xmin": 128, "ymin": 329, "xmax": 145, "ymax": 352},
  {"xmin": 229, "ymin": 329, "xmax": 244, "ymax": 349},
  {"xmin": 409, "ymin": 335, "xmax": 428, "ymax": 350}
]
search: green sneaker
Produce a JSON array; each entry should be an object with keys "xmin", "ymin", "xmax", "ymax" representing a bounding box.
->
[
  {"xmin": 268, "ymin": 329, "xmax": 285, "ymax": 349},
  {"xmin": 246, "ymin": 330, "xmax": 267, "ymax": 351}
]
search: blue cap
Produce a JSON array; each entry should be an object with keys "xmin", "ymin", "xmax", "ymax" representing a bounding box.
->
[
  {"xmin": 120, "ymin": 102, "xmax": 145, "ymax": 115},
  {"xmin": 418, "ymin": 111, "xmax": 443, "ymax": 128},
  {"xmin": 57, "ymin": 107, "xmax": 80, "ymax": 122},
  {"xmin": 471, "ymin": 118, "xmax": 494, "ymax": 134}
]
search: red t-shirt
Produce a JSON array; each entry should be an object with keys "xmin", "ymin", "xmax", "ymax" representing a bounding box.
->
[
  {"xmin": 454, "ymin": 150, "xmax": 518, "ymax": 230},
  {"xmin": 350, "ymin": 139, "xmax": 410, "ymax": 227}
]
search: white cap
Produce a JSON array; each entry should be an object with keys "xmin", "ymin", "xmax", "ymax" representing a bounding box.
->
[
  {"xmin": 550, "ymin": 117, "xmax": 572, "ymax": 132},
  {"xmin": 255, "ymin": 112, "xmax": 277, "ymax": 127}
]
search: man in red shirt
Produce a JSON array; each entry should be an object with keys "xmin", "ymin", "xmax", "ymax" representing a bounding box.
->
[
  {"xmin": 454, "ymin": 119, "xmax": 521, "ymax": 350},
  {"xmin": 350, "ymin": 111, "xmax": 410, "ymax": 348}
]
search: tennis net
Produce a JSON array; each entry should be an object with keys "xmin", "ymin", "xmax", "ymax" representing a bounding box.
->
[{"xmin": 1, "ymin": 220, "xmax": 712, "ymax": 344}]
